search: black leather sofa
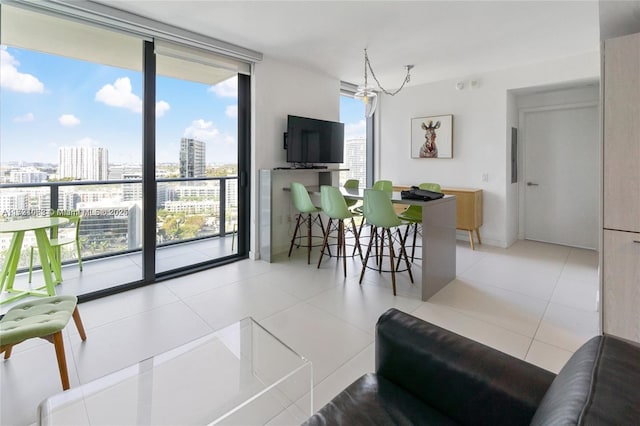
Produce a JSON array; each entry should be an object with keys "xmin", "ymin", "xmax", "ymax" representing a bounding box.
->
[{"xmin": 304, "ymin": 308, "xmax": 640, "ymax": 425}]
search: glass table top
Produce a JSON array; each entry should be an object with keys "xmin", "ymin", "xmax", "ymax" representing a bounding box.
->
[{"xmin": 38, "ymin": 317, "xmax": 312, "ymax": 425}]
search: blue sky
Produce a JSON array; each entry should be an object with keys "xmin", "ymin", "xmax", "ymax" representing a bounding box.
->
[
  {"xmin": 1, "ymin": 45, "xmax": 366, "ymax": 166},
  {"xmin": 340, "ymin": 96, "xmax": 366, "ymax": 142}
]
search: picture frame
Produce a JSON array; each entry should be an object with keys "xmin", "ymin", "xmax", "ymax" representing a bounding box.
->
[{"xmin": 411, "ymin": 114, "xmax": 453, "ymax": 158}]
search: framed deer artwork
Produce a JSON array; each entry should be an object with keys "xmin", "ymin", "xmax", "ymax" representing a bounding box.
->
[{"xmin": 411, "ymin": 114, "xmax": 453, "ymax": 158}]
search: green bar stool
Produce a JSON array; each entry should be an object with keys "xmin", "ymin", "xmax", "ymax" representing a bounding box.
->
[
  {"xmin": 317, "ymin": 186, "xmax": 363, "ymax": 277},
  {"xmin": 397, "ymin": 183, "xmax": 442, "ymax": 261},
  {"xmin": 288, "ymin": 182, "xmax": 327, "ymax": 264},
  {"xmin": 355, "ymin": 179, "xmax": 393, "ymax": 245},
  {"xmin": 359, "ymin": 189, "xmax": 414, "ymax": 295},
  {"xmin": 0, "ymin": 295, "xmax": 87, "ymax": 390}
]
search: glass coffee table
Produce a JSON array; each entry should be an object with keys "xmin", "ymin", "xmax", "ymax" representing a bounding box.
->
[{"xmin": 38, "ymin": 318, "xmax": 312, "ymax": 425}]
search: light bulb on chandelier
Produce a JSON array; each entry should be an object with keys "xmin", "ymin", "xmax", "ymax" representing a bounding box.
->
[{"xmin": 354, "ymin": 48, "xmax": 414, "ymax": 117}]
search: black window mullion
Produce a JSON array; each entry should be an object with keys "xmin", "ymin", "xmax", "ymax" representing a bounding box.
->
[
  {"xmin": 237, "ymin": 73, "xmax": 251, "ymax": 255},
  {"xmin": 142, "ymin": 40, "xmax": 157, "ymax": 281}
]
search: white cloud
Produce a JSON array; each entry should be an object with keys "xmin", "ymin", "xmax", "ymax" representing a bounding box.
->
[
  {"xmin": 95, "ymin": 77, "xmax": 142, "ymax": 113},
  {"xmin": 208, "ymin": 76, "xmax": 237, "ymax": 98},
  {"xmin": 156, "ymin": 100, "xmax": 170, "ymax": 117},
  {"xmin": 95, "ymin": 77, "xmax": 170, "ymax": 117},
  {"xmin": 183, "ymin": 119, "xmax": 220, "ymax": 142},
  {"xmin": 0, "ymin": 46, "xmax": 45, "ymax": 93},
  {"xmin": 225, "ymin": 105, "xmax": 238, "ymax": 118},
  {"xmin": 13, "ymin": 112, "xmax": 35, "ymax": 123},
  {"xmin": 59, "ymin": 114, "xmax": 80, "ymax": 127},
  {"xmin": 345, "ymin": 120, "xmax": 366, "ymax": 140}
]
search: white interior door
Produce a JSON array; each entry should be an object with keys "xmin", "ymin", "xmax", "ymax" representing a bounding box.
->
[{"xmin": 523, "ymin": 105, "xmax": 599, "ymax": 249}]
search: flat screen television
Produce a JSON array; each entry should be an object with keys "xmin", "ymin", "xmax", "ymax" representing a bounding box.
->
[{"xmin": 286, "ymin": 115, "xmax": 344, "ymax": 166}]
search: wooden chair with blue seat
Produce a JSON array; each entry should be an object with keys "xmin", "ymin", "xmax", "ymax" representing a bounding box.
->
[
  {"xmin": 28, "ymin": 211, "xmax": 83, "ymax": 284},
  {"xmin": 397, "ymin": 183, "xmax": 442, "ymax": 262},
  {"xmin": 0, "ymin": 295, "xmax": 87, "ymax": 390}
]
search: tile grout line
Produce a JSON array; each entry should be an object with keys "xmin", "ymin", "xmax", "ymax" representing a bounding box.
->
[{"xmin": 523, "ymin": 247, "xmax": 572, "ymax": 361}]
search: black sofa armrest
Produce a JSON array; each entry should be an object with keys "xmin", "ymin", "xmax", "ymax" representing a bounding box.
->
[{"xmin": 376, "ymin": 309, "xmax": 556, "ymax": 426}]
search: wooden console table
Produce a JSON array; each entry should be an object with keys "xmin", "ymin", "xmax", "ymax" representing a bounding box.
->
[
  {"xmin": 394, "ymin": 186, "xmax": 483, "ymax": 250},
  {"xmin": 441, "ymin": 188, "xmax": 482, "ymax": 250}
]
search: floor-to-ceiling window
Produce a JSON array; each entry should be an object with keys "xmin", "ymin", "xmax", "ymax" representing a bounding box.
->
[
  {"xmin": 339, "ymin": 92, "xmax": 369, "ymax": 187},
  {"xmin": 154, "ymin": 47, "xmax": 241, "ymax": 274},
  {"xmin": 0, "ymin": 3, "xmax": 252, "ymax": 298},
  {"xmin": 0, "ymin": 5, "xmax": 144, "ymax": 286}
]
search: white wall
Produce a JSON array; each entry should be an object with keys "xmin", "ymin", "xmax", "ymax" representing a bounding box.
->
[
  {"xmin": 378, "ymin": 52, "xmax": 600, "ymax": 247},
  {"xmin": 251, "ymin": 57, "xmax": 340, "ymax": 258}
]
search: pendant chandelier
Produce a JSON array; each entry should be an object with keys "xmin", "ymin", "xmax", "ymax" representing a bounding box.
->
[{"xmin": 354, "ymin": 48, "xmax": 414, "ymax": 117}]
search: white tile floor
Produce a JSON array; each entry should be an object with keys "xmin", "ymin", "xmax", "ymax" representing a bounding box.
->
[{"xmin": 0, "ymin": 239, "xmax": 599, "ymax": 426}]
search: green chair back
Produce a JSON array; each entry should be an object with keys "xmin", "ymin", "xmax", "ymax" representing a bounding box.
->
[
  {"xmin": 420, "ymin": 182, "xmax": 441, "ymax": 193},
  {"xmin": 363, "ymin": 189, "xmax": 401, "ymax": 228},
  {"xmin": 290, "ymin": 182, "xmax": 319, "ymax": 214},
  {"xmin": 399, "ymin": 183, "xmax": 442, "ymax": 222},
  {"xmin": 373, "ymin": 180, "xmax": 393, "ymax": 194},
  {"xmin": 321, "ymin": 186, "xmax": 352, "ymax": 220},
  {"xmin": 343, "ymin": 179, "xmax": 359, "ymax": 208},
  {"xmin": 51, "ymin": 211, "xmax": 81, "ymax": 242},
  {"xmin": 344, "ymin": 179, "xmax": 359, "ymax": 189}
]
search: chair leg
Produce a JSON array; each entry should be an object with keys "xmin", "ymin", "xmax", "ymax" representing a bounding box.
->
[
  {"xmin": 398, "ymin": 225, "xmax": 410, "ymax": 270},
  {"xmin": 397, "ymin": 228, "xmax": 414, "ymax": 283},
  {"xmin": 76, "ymin": 240, "xmax": 83, "ymax": 271},
  {"xmin": 317, "ymin": 219, "xmax": 333, "ymax": 269},
  {"xmin": 411, "ymin": 223, "xmax": 418, "ymax": 262},
  {"xmin": 288, "ymin": 214, "xmax": 303, "ymax": 257},
  {"xmin": 72, "ymin": 307, "xmax": 87, "ymax": 341},
  {"xmin": 28, "ymin": 246, "xmax": 35, "ymax": 283},
  {"xmin": 1, "ymin": 344, "xmax": 13, "ymax": 359},
  {"xmin": 52, "ymin": 331, "xmax": 70, "ymax": 391},
  {"xmin": 317, "ymin": 214, "xmax": 331, "ymax": 257},
  {"xmin": 306, "ymin": 214, "xmax": 313, "ymax": 264},
  {"xmin": 386, "ymin": 228, "xmax": 397, "ymax": 296},
  {"xmin": 351, "ymin": 217, "xmax": 363, "ymax": 260},
  {"xmin": 340, "ymin": 220, "xmax": 347, "ymax": 278},
  {"xmin": 359, "ymin": 226, "xmax": 376, "ymax": 285},
  {"xmin": 378, "ymin": 229, "xmax": 385, "ymax": 273}
]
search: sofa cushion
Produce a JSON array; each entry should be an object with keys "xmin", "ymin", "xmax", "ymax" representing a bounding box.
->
[
  {"xmin": 303, "ymin": 373, "xmax": 457, "ymax": 426},
  {"xmin": 531, "ymin": 335, "xmax": 640, "ymax": 425},
  {"xmin": 376, "ymin": 309, "xmax": 555, "ymax": 425}
]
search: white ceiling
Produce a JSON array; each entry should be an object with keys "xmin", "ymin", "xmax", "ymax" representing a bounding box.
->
[{"xmin": 92, "ymin": 1, "xmax": 601, "ymax": 88}]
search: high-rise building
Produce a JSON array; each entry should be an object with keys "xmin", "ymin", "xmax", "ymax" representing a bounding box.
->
[
  {"xmin": 179, "ymin": 138, "xmax": 206, "ymax": 178},
  {"xmin": 10, "ymin": 167, "xmax": 48, "ymax": 183},
  {"xmin": 58, "ymin": 146, "xmax": 109, "ymax": 181},
  {"xmin": 342, "ymin": 138, "xmax": 366, "ymax": 185}
]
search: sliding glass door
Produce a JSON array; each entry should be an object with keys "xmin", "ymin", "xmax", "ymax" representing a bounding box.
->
[
  {"xmin": 154, "ymin": 50, "xmax": 241, "ymax": 274},
  {"xmin": 0, "ymin": 5, "xmax": 144, "ymax": 292}
]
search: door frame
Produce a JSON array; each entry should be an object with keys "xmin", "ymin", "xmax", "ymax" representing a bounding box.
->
[{"xmin": 517, "ymin": 100, "xmax": 600, "ymax": 241}]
